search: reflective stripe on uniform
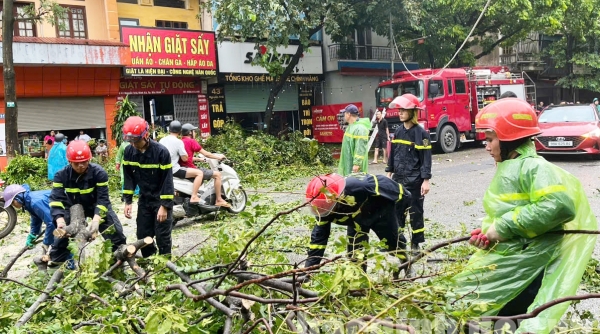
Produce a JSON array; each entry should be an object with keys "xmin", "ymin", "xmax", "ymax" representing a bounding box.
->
[
  {"xmin": 123, "ymin": 190, "xmax": 135, "ymax": 195},
  {"xmin": 392, "ymin": 139, "xmax": 413, "ymax": 145},
  {"xmin": 414, "ymin": 144, "xmax": 432, "ymax": 150},
  {"xmin": 53, "ymin": 182, "xmax": 63, "ymax": 188},
  {"xmin": 50, "ymin": 201, "xmax": 65, "ymax": 208},
  {"xmin": 309, "ymin": 244, "xmax": 327, "ymax": 250},
  {"xmin": 97, "ymin": 181, "xmax": 109, "ymax": 187},
  {"xmin": 412, "ymin": 228, "xmax": 425, "ymax": 234},
  {"xmin": 345, "ymin": 133, "xmax": 368, "ymax": 140},
  {"xmin": 160, "ymin": 194, "xmax": 174, "ymax": 199},
  {"xmin": 498, "ymin": 184, "xmax": 566, "ymax": 203},
  {"xmin": 65, "ymin": 187, "xmax": 95, "ymax": 194},
  {"xmin": 371, "ymin": 174, "xmax": 380, "ymax": 196},
  {"xmin": 123, "ymin": 160, "xmax": 172, "ymax": 170},
  {"xmin": 397, "ymin": 183, "xmax": 404, "ymax": 201}
]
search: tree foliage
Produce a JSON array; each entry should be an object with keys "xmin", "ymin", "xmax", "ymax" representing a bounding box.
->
[{"xmin": 110, "ymin": 96, "xmax": 141, "ymax": 147}]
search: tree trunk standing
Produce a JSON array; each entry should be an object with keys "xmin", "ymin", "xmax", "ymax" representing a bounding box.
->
[{"xmin": 2, "ymin": 0, "xmax": 18, "ymax": 160}]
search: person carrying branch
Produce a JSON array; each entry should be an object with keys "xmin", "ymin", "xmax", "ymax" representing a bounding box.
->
[
  {"xmin": 49, "ymin": 140, "xmax": 127, "ymax": 269},
  {"xmin": 304, "ymin": 173, "xmax": 411, "ymax": 277},
  {"xmin": 449, "ymin": 98, "xmax": 597, "ymax": 333}
]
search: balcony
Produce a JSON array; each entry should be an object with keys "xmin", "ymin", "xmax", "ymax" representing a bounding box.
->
[{"xmin": 328, "ymin": 43, "xmax": 413, "ymax": 62}]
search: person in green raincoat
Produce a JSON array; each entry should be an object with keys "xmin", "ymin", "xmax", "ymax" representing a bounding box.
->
[
  {"xmin": 115, "ymin": 141, "xmax": 139, "ymax": 200},
  {"xmin": 337, "ymin": 104, "xmax": 371, "ymax": 176},
  {"xmin": 448, "ymin": 98, "xmax": 597, "ymax": 333}
]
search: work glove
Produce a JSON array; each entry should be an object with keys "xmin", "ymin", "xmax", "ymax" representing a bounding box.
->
[
  {"xmin": 87, "ymin": 220, "xmax": 100, "ymax": 240},
  {"xmin": 25, "ymin": 233, "xmax": 37, "ymax": 248}
]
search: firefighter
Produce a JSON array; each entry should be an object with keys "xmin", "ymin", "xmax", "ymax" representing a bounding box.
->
[
  {"xmin": 122, "ymin": 116, "xmax": 175, "ymax": 258},
  {"xmin": 385, "ymin": 94, "xmax": 432, "ymax": 253},
  {"xmin": 338, "ymin": 104, "xmax": 371, "ymax": 176},
  {"xmin": 304, "ymin": 173, "xmax": 411, "ymax": 276},
  {"xmin": 449, "ymin": 98, "xmax": 597, "ymax": 333},
  {"xmin": 49, "ymin": 140, "xmax": 127, "ymax": 268}
]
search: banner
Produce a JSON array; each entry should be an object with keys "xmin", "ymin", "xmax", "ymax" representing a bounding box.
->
[
  {"xmin": 298, "ymin": 86, "xmax": 314, "ymax": 138},
  {"xmin": 312, "ymin": 102, "xmax": 363, "ymax": 143},
  {"xmin": 198, "ymin": 95, "xmax": 211, "ymax": 139},
  {"xmin": 121, "ymin": 26, "xmax": 217, "ymax": 76},
  {"xmin": 119, "ymin": 77, "xmax": 203, "ymax": 95},
  {"xmin": 207, "ymin": 84, "xmax": 227, "ymax": 135}
]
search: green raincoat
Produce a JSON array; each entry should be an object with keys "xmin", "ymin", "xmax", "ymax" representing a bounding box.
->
[
  {"xmin": 448, "ymin": 141, "xmax": 597, "ymax": 333},
  {"xmin": 338, "ymin": 118, "xmax": 371, "ymax": 176}
]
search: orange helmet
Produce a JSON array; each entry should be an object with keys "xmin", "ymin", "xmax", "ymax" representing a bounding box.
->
[
  {"xmin": 305, "ymin": 174, "xmax": 346, "ymax": 217},
  {"xmin": 389, "ymin": 94, "xmax": 422, "ymax": 110},
  {"xmin": 475, "ymin": 98, "xmax": 541, "ymax": 141},
  {"xmin": 123, "ymin": 116, "xmax": 149, "ymax": 142},
  {"xmin": 66, "ymin": 140, "xmax": 92, "ymax": 163}
]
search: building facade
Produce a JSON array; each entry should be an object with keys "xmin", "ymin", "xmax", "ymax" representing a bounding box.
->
[{"xmin": 0, "ymin": 0, "xmax": 130, "ymax": 167}]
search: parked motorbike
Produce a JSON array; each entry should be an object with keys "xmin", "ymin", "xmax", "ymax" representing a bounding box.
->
[
  {"xmin": 172, "ymin": 155, "xmax": 247, "ymax": 224},
  {"xmin": 0, "ymin": 180, "xmax": 19, "ymax": 240}
]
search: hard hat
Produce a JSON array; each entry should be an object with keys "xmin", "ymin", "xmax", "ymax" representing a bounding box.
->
[
  {"xmin": 122, "ymin": 116, "xmax": 149, "ymax": 142},
  {"xmin": 181, "ymin": 123, "xmax": 198, "ymax": 136},
  {"xmin": 3, "ymin": 184, "xmax": 26, "ymax": 209},
  {"xmin": 169, "ymin": 120, "xmax": 182, "ymax": 133},
  {"xmin": 305, "ymin": 173, "xmax": 346, "ymax": 217},
  {"xmin": 389, "ymin": 94, "xmax": 423, "ymax": 110},
  {"xmin": 475, "ymin": 98, "xmax": 541, "ymax": 141},
  {"xmin": 66, "ymin": 140, "xmax": 92, "ymax": 162}
]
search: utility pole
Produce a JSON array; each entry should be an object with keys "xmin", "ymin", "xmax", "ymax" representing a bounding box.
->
[{"xmin": 389, "ymin": 12, "xmax": 394, "ymax": 78}]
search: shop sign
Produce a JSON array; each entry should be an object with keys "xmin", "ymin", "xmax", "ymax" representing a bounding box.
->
[
  {"xmin": 207, "ymin": 85, "xmax": 227, "ymax": 135},
  {"xmin": 312, "ymin": 102, "xmax": 363, "ymax": 143},
  {"xmin": 119, "ymin": 77, "xmax": 202, "ymax": 95},
  {"xmin": 298, "ymin": 86, "xmax": 314, "ymax": 138},
  {"xmin": 198, "ymin": 95, "xmax": 211, "ymax": 139},
  {"xmin": 121, "ymin": 26, "xmax": 217, "ymax": 77},
  {"xmin": 219, "ymin": 73, "xmax": 323, "ymax": 83}
]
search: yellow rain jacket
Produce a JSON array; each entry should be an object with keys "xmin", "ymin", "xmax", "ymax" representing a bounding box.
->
[
  {"xmin": 338, "ymin": 118, "xmax": 371, "ymax": 176},
  {"xmin": 448, "ymin": 141, "xmax": 597, "ymax": 333}
]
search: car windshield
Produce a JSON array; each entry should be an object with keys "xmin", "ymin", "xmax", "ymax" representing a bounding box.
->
[
  {"xmin": 538, "ymin": 106, "xmax": 597, "ymax": 123},
  {"xmin": 376, "ymin": 80, "xmax": 424, "ymax": 108}
]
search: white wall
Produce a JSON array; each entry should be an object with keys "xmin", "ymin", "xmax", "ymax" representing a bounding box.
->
[{"xmin": 322, "ymin": 72, "xmax": 384, "ymax": 114}]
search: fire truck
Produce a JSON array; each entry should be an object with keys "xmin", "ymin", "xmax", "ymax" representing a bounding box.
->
[{"xmin": 375, "ymin": 66, "xmax": 536, "ymax": 153}]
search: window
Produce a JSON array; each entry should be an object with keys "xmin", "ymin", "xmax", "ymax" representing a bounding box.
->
[
  {"xmin": 429, "ymin": 80, "xmax": 444, "ymax": 98},
  {"xmin": 56, "ymin": 6, "xmax": 87, "ymax": 39},
  {"xmin": 156, "ymin": 20, "xmax": 188, "ymax": 29},
  {"xmin": 455, "ymin": 80, "xmax": 467, "ymax": 94},
  {"xmin": 0, "ymin": 2, "xmax": 37, "ymax": 37},
  {"xmin": 447, "ymin": 79, "xmax": 453, "ymax": 95},
  {"xmin": 154, "ymin": 0, "xmax": 186, "ymax": 8},
  {"xmin": 376, "ymin": 80, "xmax": 424, "ymax": 108},
  {"xmin": 119, "ymin": 18, "xmax": 139, "ymax": 27}
]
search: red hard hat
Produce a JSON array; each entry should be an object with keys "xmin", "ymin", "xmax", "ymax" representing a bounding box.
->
[
  {"xmin": 122, "ymin": 116, "xmax": 149, "ymax": 142},
  {"xmin": 389, "ymin": 94, "xmax": 423, "ymax": 110},
  {"xmin": 475, "ymin": 98, "xmax": 541, "ymax": 141},
  {"xmin": 305, "ymin": 173, "xmax": 346, "ymax": 217},
  {"xmin": 66, "ymin": 140, "xmax": 92, "ymax": 162}
]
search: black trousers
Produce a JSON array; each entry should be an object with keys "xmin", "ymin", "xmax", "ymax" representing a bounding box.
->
[
  {"xmin": 393, "ymin": 177, "xmax": 425, "ymax": 245},
  {"xmin": 306, "ymin": 201, "xmax": 404, "ymax": 268},
  {"xmin": 136, "ymin": 201, "xmax": 173, "ymax": 258},
  {"xmin": 50, "ymin": 210, "xmax": 126, "ymax": 263}
]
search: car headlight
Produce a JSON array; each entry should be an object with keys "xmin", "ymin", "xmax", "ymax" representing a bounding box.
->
[{"xmin": 582, "ymin": 129, "xmax": 600, "ymax": 138}]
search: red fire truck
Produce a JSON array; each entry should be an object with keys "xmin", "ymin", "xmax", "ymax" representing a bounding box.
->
[{"xmin": 375, "ymin": 66, "xmax": 536, "ymax": 153}]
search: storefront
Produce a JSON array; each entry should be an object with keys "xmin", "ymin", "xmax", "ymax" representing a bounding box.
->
[
  {"xmin": 216, "ymin": 41, "xmax": 324, "ymax": 134},
  {"xmin": 120, "ymin": 26, "xmax": 217, "ymax": 138}
]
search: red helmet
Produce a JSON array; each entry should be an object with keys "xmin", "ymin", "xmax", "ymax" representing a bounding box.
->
[
  {"xmin": 389, "ymin": 94, "xmax": 423, "ymax": 110},
  {"xmin": 475, "ymin": 98, "xmax": 541, "ymax": 141},
  {"xmin": 305, "ymin": 173, "xmax": 346, "ymax": 217},
  {"xmin": 122, "ymin": 116, "xmax": 149, "ymax": 142},
  {"xmin": 66, "ymin": 140, "xmax": 92, "ymax": 163}
]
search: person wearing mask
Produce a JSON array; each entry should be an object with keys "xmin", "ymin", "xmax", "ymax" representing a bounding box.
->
[
  {"xmin": 371, "ymin": 110, "xmax": 390, "ymax": 164},
  {"xmin": 47, "ymin": 133, "xmax": 68, "ymax": 181},
  {"xmin": 386, "ymin": 94, "xmax": 432, "ymax": 254},
  {"xmin": 338, "ymin": 104, "xmax": 371, "ymax": 176},
  {"xmin": 449, "ymin": 98, "xmax": 597, "ymax": 333},
  {"xmin": 179, "ymin": 123, "xmax": 229, "ymax": 207},
  {"xmin": 304, "ymin": 173, "xmax": 411, "ymax": 278},
  {"xmin": 49, "ymin": 141, "xmax": 127, "ymax": 268},
  {"xmin": 122, "ymin": 116, "xmax": 174, "ymax": 257},
  {"xmin": 3, "ymin": 184, "xmax": 55, "ymax": 250}
]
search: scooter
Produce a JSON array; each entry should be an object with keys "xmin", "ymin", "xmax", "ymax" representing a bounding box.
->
[
  {"xmin": 172, "ymin": 155, "xmax": 247, "ymax": 223},
  {"xmin": 0, "ymin": 180, "xmax": 19, "ymax": 240}
]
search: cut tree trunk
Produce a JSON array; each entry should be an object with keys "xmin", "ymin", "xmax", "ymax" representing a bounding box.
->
[{"xmin": 113, "ymin": 237, "xmax": 153, "ymax": 260}]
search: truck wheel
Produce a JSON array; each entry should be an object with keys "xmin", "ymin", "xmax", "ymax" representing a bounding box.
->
[{"xmin": 439, "ymin": 125, "xmax": 458, "ymax": 153}]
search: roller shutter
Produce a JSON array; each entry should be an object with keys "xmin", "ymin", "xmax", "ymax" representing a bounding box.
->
[
  {"xmin": 17, "ymin": 97, "xmax": 106, "ymax": 132},
  {"xmin": 174, "ymin": 94, "xmax": 199, "ymax": 127},
  {"xmin": 224, "ymin": 84, "xmax": 298, "ymax": 113}
]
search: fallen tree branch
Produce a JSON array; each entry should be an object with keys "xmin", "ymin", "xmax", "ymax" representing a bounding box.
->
[
  {"xmin": 0, "ymin": 231, "xmax": 44, "ymax": 277},
  {"xmin": 480, "ymin": 293, "xmax": 600, "ymax": 321},
  {"xmin": 166, "ymin": 284, "xmax": 320, "ymax": 305},
  {"xmin": 285, "ymin": 312, "xmax": 299, "ymax": 332},
  {"xmin": 398, "ymin": 236, "xmax": 471, "ymax": 272},
  {"xmin": 223, "ymin": 316, "xmax": 233, "ymax": 334},
  {"xmin": 242, "ymin": 318, "xmax": 273, "ymax": 334},
  {"xmin": 16, "ymin": 269, "xmax": 64, "ymax": 327},
  {"xmin": 89, "ymin": 293, "xmax": 109, "ymax": 306},
  {"xmin": 113, "ymin": 237, "xmax": 153, "ymax": 261},
  {"xmin": 211, "ymin": 201, "xmax": 310, "ymax": 291},
  {"xmin": 341, "ymin": 316, "xmax": 416, "ymax": 334},
  {"xmin": 53, "ymin": 204, "xmax": 93, "ymax": 241},
  {"xmin": 73, "ymin": 321, "xmax": 102, "ymax": 330},
  {"xmin": 0, "ymin": 277, "xmax": 58, "ymax": 296},
  {"xmin": 230, "ymin": 272, "xmax": 318, "ymax": 298}
]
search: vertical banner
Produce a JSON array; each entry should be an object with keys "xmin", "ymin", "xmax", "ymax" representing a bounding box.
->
[
  {"xmin": 312, "ymin": 102, "xmax": 363, "ymax": 143},
  {"xmin": 298, "ymin": 85, "xmax": 314, "ymax": 138},
  {"xmin": 207, "ymin": 84, "xmax": 227, "ymax": 135},
  {"xmin": 197, "ymin": 95, "xmax": 211, "ymax": 139}
]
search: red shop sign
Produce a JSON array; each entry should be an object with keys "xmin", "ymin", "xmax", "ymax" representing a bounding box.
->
[
  {"xmin": 198, "ymin": 95, "xmax": 211, "ymax": 139},
  {"xmin": 119, "ymin": 77, "xmax": 202, "ymax": 95},
  {"xmin": 312, "ymin": 102, "xmax": 363, "ymax": 143}
]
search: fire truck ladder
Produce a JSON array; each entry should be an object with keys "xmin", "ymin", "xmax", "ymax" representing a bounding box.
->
[
  {"xmin": 522, "ymin": 71, "xmax": 537, "ymax": 106},
  {"xmin": 366, "ymin": 108, "xmax": 387, "ymax": 155}
]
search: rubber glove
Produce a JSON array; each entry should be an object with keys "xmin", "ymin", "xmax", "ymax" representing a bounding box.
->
[{"xmin": 25, "ymin": 233, "xmax": 37, "ymax": 248}]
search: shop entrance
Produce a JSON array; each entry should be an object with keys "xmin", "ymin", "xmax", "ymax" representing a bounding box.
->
[{"xmin": 143, "ymin": 95, "xmax": 175, "ymax": 127}]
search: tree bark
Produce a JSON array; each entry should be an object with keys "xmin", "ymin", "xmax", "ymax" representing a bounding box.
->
[
  {"xmin": 2, "ymin": 0, "xmax": 18, "ymax": 160},
  {"xmin": 263, "ymin": 25, "xmax": 323, "ymax": 133},
  {"xmin": 16, "ymin": 269, "xmax": 64, "ymax": 327}
]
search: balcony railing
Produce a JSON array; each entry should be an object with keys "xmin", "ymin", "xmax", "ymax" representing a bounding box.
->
[{"xmin": 328, "ymin": 43, "xmax": 413, "ymax": 62}]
